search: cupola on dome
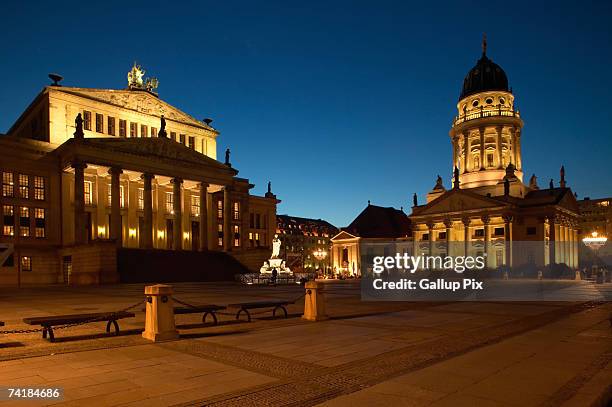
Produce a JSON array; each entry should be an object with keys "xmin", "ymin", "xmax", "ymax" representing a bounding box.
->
[{"xmin": 460, "ymin": 36, "xmax": 509, "ymax": 100}]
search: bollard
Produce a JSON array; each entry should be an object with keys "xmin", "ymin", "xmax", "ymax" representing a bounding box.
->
[
  {"xmin": 502, "ymin": 271, "xmax": 509, "ymax": 280},
  {"xmin": 142, "ymin": 284, "xmax": 179, "ymax": 342},
  {"xmin": 302, "ymin": 281, "xmax": 329, "ymax": 322},
  {"xmin": 537, "ymin": 270, "xmax": 543, "ymax": 280},
  {"xmin": 575, "ymin": 270, "xmax": 582, "ymax": 281}
]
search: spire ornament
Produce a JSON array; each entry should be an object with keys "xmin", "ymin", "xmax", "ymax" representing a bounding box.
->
[{"xmin": 482, "ymin": 33, "xmax": 487, "ymax": 56}]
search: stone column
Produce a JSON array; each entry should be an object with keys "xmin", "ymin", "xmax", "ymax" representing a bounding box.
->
[
  {"xmin": 198, "ymin": 182, "xmax": 208, "ymax": 251},
  {"xmin": 479, "ymin": 127, "xmax": 485, "ymax": 170},
  {"xmin": 426, "ymin": 221, "xmax": 434, "ymax": 257},
  {"xmin": 223, "ymin": 186, "xmax": 232, "ymax": 251},
  {"xmin": 462, "ymin": 217, "xmax": 471, "ymax": 257},
  {"xmin": 515, "ymin": 128, "xmax": 522, "ymax": 170},
  {"xmin": 559, "ymin": 223, "xmax": 566, "ymax": 266},
  {"xmin": 171, "ymin": 177, "xmax": 183, "ymax": 250},
  {"xmin": 452, "ymin": 137, "xmax": 458, "ymax": 170},
  {"xmin": 73, "ymin": 161, "xmax": 87, "ymax": 245},
  {"xmin": 548, "ymin": 217, "xmax": 556, "ymax": 265},
  {"xmin": 463, "ymin": 133, "xmax": 470, "ymax": 173},
  {"xmin": 444, "ymin": 219, "xmax": 452, "ymax": 256},
  {"xmin": 109, "ymin": 167, "xmax": 123, "ymax": 246},
  {"xmin": 573, "ymin": 227, "xmax": 579, "ymax": 268},
  {"xmin": 481, "ymin": 215, "xmax": 490, "ymax": 268},
  {"xmin": 496, "ymin": 126, "xmax": 503, "ymax": 169},
  {"xmin": 141, "ymin": 173, "xmax": 154, "ymax": 249},
  {"xmin": 568, "ymin": 225, "xmax": 574, "ymax": 268},
  {"xmin": 503, "ymin": 215, "xmax": 513, "ymax": 268}
]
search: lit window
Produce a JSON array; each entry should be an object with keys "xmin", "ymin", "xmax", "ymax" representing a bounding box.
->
[
  {"xmin": 108, "ymin": 117, "xmax": 116, "ymax": 136},
  {"xmin": 487, "ymin": 153, "xmax": 494, "ymax": 168},
  {"xmin": 107, "ymin": 185, "xmax": 125, "ymax": 208},
  {"xmin": 166, "ymin": 192, "xmax": 174, "ymax": 213},
  {"xmin": 180, "ymin": 134, "xmax": 186, "ymax": 145},
  {"xmin": 21, "ymin": 256, "xmax": 32, "ymax": 271},
  {"xmin": 130, "ymin": 123, "xmax": 137, "ymax": 137},
  {"xmin": 218, "ymin": 223, "xmax": 223, "ymax": 246},
  {"xmin": 3, "ymin": 205, "xmax": 14, "ymax": 236},
  {"xmin": 191, "ymin": 195, "xmax": 200, "ymax": 216},
  {"xmin": 141, "ymin": 124, "xmax": 148, "ymax": 138},
  {"xmin": 233, "ymin": 202, "xmax": 240, "ymax": 220},
  {"xmin": 35, "ymin": 208, "xmax": 45, "ymax": 238},
  {"xmin": 34, "ymin": 176, "xmax": 45, "ymax": 200},
  {"xmin": 2, "ymin": 172, "xmax": 14, "ymax": 197},
  {"xmin": 19, "ymin": 206, "xmax": 30, "ymax": 237},
  {"xmin": 95, "ymin": 113, "xmax": 103, "ymax": 133},
  {"xmin": 138, "ymin": 188, "xmax": 144, "ymax": 210},
  {"xmin": 151, "ymin": 127, "xmax": 157, "ymax": 137},
  {"xmin": 188, "ymin": 136, "xmax": 195, "ymax": 149},
  {"xmin": 19, "ymin": 174, "xmax": 29, "ymax": 198},
  {"xmin": 234, "ymin": 224, "xmax": 240, "ymax": 247},
  {"xmin": 119, "ymin": 120, "xmax": 127, "ymax": 137},
  {"xmin": 255, "ymin": 232, "xmax": 260, "ymax": 246},
  {"xmin": 217, "ymin": 200, "xmax": 223, "ymax": 219},
  {"xmin": 83, "ymin": 111, "xmax": 92, "ymax": 130},
  {"xmin": 84, "ymin": 181, "xmax": 93, "ymax": 205}
]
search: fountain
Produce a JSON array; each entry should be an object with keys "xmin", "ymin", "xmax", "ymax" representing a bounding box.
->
[{"xmin": 260, "ymin": 234, "xmax": 292, "ymax": 276}]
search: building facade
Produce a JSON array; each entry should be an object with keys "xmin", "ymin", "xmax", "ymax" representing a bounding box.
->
[
  {"xmin": 0, "ymin": 66, "xmax": 278, "ymax": 285},
  {"xmin": 276, "ymin": 214, "xmax": 338, "ymax": 272},
  {"xmin": 410, "ymin": 39, "xmax": 581, "ymax": 272},
  {"xmin": 330, "ymin": 204, "xmax": 411, "ymax": 277},
  {"xmin": 578, "ymin": 197, "xmax": 611, "ymax": 261}
]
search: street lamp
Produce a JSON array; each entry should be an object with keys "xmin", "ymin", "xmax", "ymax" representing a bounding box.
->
[
  {"xmin": 313, "ymin": 248, "xmax": 328, "ymax": 277},
  {"xmin": 582, "ymin": 231, "xmax": 608, "ymax": 278}
]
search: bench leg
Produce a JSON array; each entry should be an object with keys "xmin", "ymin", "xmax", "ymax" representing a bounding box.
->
[
  {"xmin": 280, "ymin": 306, "xmax": 288, "ymax": 318},
  {"xmin": 272, "ymin": 306, "xmax": 288, "ymax": 319},
  {"xmin": 105, "ymin": 320, "xmax": 120, "ymax": 335},
  {"xmin": 47, "ymin": 327, "xmax": 55, "ymax": 343},
  {"xmin": 203, "ymin": 312, "xmax": 218, "ymax": 325},
  {"xmin": 42, "ymin": 327, "xmax": 47, "ymax": 339},
  {"xmin": 236, "ymin": 308, "xmax": 251, "ymax": 322}
]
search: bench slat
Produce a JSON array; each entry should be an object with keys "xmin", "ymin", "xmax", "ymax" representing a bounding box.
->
[
  {"xmin": 173, "ymin": 305, "xmax": 226, "ymax": 314},
  {"xmin": 228, "ymin": 301, "xmax": 292, "ymax": 309},
  {"xmin": 23, "ymin": 311, "xmax": 135, "ymax": 326}
]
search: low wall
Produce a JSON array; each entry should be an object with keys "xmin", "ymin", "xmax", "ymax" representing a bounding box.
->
[
  {"xmin": 60, "ymin": 241, "xmax": 119, "ymax": 286},
  {"xmin": 230, "ymin": 248, "xmax": 271, "ymax": 272}
]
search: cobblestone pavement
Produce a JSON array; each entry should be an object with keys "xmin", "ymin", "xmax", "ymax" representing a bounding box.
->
[{"xmin": 0, "ymin": 281, "xmax": 610, "ymax": 406}]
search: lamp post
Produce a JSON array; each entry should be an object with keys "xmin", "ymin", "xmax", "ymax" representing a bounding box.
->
[
  {"xmin": 582, "ymin": 231, "xmax": 608, "ymax": 279},
  {"xmin": 313, "ymin": 247, "xmax": 328, "ymax": 278}
]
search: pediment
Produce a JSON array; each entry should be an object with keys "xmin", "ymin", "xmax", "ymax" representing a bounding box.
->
[
  {"xmin": 413, "ymin": 190, "xmax": 508, "ymax": 216},
  {"xmin": 79, "ymin": 138, "xmax": 236, "ymax": 174},
  {"xmin": 331, "ymin": 231, "xmax": 358, "ymax": 241},
  {"xmin": 557, "ymin": 189, "xmax": 580, "ymax": 213},
  {"xmin": 56, "ymin": 88, "xmax": 212, "ymax": 131}
]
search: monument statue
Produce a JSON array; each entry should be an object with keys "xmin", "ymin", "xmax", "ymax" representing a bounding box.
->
[
  {"xmin": 259, "ymin": 234, "xmax": 292, "ymax": 276},
  {"xmin": 271, "ymin": 234, "xmax": 281, "ymax": 258}
]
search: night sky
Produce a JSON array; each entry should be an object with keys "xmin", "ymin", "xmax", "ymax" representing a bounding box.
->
[{"xmin": 2, "ymin": 1, "xmax": 611, "ymax": 227}]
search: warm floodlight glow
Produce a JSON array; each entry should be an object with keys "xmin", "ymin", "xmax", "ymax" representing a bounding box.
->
[
  {"xmin": 183, "ymin": 232, "xmax": 190, "ymax": 240},
  {"xmin": 97, "ymin": 226, "xmax": 106, "ymax": 237},
  {"xmin": 128, "ymin": 228, "xmax": 137, "ymax": 238},
  {"xmin": 313, "ymin": 248, "xmax": 327, "ymax": 260},
  {"xmin": 157, "ymin": 230, "xmax": 165, "ymax": 239},
  {"xmin": 583, "ymin": 231, "xmax": 607, "ymax": 250}
]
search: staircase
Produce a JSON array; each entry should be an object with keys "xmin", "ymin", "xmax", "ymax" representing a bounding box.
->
[{"xmin": 117, "ymin": 249, "xmax": 251, "ymax": 283}]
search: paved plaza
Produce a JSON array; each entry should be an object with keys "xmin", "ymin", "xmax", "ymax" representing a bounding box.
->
[{"xmin": 0, "ymin": 281, "xmax": 611, "ymax": 406}]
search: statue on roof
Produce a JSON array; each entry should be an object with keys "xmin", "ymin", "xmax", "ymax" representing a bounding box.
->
[
  {"xmin": 158, "ymin": 115, "xmax": 167, "ymax": 138},
  {"xmin": 453, "ymin": 166, "xmax": 460, "ymax": 189},
  {"xmin": 74, "ymin": 113, "xmax": 84, "ymax": 139},
  {"xmin": 413, "ymin": 193, "xmax": 418, "ymax": 207},
  {"xmin": 529, "ymin": 174, "xmax": 539, "ymax": 190},
  {"xmin": 549, "ymin": 178, "xmax": 554, "ymax": 189},
  {"xmin": 127, "ymin": 63, "xmax": 145, "ymax": 88},
  {"xmin": 560, "ymin": 165, "xmax": 566, "ymax": 188},
  {"xmin": 225, "ymin": 148, "xmax": 231, "ymax": 167}
]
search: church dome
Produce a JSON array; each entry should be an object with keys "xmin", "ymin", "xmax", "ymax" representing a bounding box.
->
[{"xmin": 460, "ymin": 38, "xmax": 509, "ymax": 100}]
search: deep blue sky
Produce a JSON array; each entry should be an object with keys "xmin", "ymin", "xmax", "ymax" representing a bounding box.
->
[{"xmin": 2, "ymin": 1, "xmax": 611, "ymax": 227}]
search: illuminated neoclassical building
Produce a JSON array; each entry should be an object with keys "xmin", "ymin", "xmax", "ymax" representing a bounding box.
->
[
  {"xmin": 331, "ymin": 38, "xmax": 582, "ymax": 275},
  {"xmin": 0, "ymin": 66, "xmax": 278, "ymax": 285},
  {"xmin": 410, "ymin": 38, "xmax": 581, "ymax": 271}
]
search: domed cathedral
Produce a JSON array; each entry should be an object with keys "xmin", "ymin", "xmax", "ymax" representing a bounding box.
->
[
  {"xmin": 451, "ymin": 34, "xmax": 524, "ymax": 194},
  {"xmin": 411, "ymin": 36, "xmax": 582, "ymax": 272}
]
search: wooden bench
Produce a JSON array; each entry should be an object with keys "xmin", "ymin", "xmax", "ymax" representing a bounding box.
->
[
  {"xmin": 23, "ymin": 311, "xmax": 135, "ymax": 342},
  {"xmin": 228, "ymin": 300, "xmax": 293, "ymax": 322},
  {"xmin": 174, "ymin": 305, "xmax": 226, "ymax": 325}
]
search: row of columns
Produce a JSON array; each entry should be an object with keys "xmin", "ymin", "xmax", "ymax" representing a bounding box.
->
[
  {"xmin": 548, "ymin": 218, "xmax": 579, "ymax": 268},
  {"xmin": 71, "ymin": 161, "xmax": 230, "ymax": 251},
  {"xmin": 426, "ymin": 215, "xmax": 504, "ymax": 267},
  {"xmin": 453, "ymin": 126, "xmax": 521, "ymax": 174}
]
